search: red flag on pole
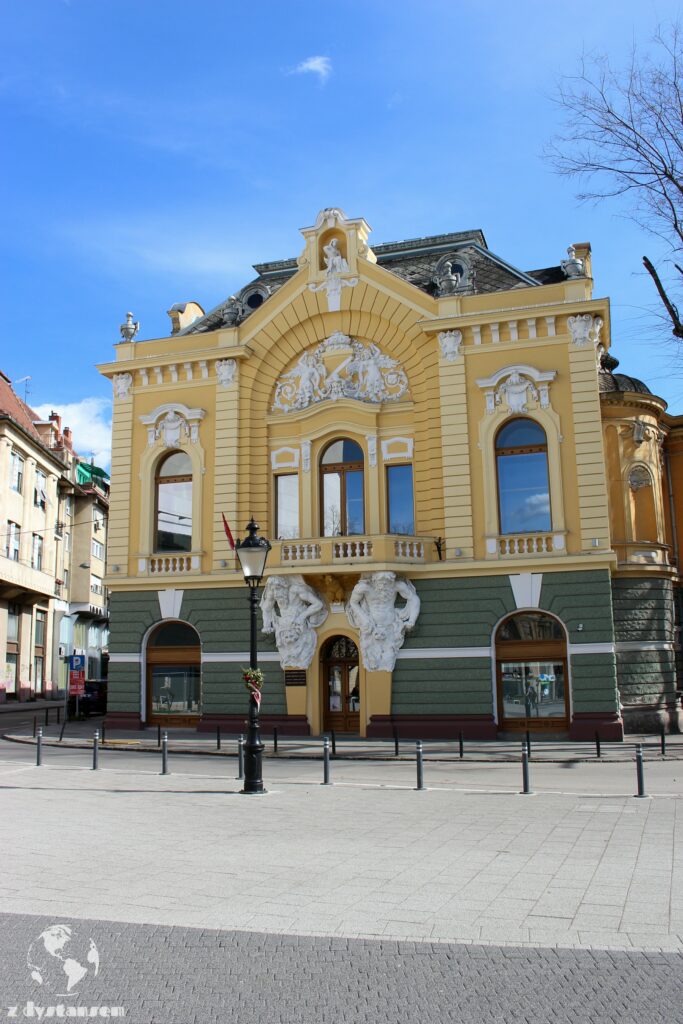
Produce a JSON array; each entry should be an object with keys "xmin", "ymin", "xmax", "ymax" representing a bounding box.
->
[{"xmin": 221, "ymin": 513, "xmax": 235, "ymax": 550}]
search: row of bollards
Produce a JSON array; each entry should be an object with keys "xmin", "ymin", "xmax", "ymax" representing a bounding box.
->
[{"xmin": 29, "ymin": 729, "xmax": 657, "ymax": 799}]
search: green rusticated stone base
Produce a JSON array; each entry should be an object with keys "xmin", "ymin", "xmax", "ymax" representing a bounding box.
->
[
  {"xmin": 612, "ymin": 577, "xmax": 681, "ymax": 733},
  {"xmin": 106, "ymin": 588, "xmax": 285, "ymax": 723}
]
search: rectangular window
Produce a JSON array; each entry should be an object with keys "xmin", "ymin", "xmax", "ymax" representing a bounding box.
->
[
  {"xmin": 387, "ymin": 465, "xmax": 415, "ymax": 535},
  {"xmin": 88, "ymin": 656, "xmax": 98, "ymax": 679},
  {"xmin": 33, "ymin": 656, "xmax": 44, "ymax": 689},
  {"xmin": 7, "ymin": 604, "xmax": 20, "ymax": 643},
  {"xmin": 5, "ymin": 521, "xmax": 20, "ymax": 561},
  {"xmin": 90, "ymin": 574, "xmax": 103, "ymax": 596},
  {"xmin": 34, "ymin": 470, "xmax": 47, "ymax": 509},
  {"xmin": 276, "ymin": 475, "xmax": 299, "ymax": 539},
  {"xmin": 63, "ymin": 568, "xmax": 69, "ymax": 591},
  {"xmin": 31, "ymin": 534, "xmax": 43, "ymax": 571},
  {"xmin": 64, "ymin": 531, "xmax": 70, "ymax": 552},
  {"xmin": 497, "ymin": 452, "xmax": 551, "ymax": 535},
  {"xmin": 5, "ymin": 653, "xmax": 18, "ymax": 693},
  {"xmin": 10, "ymin": 452, "xmax": 24, "ymax": 493},
  {"xmin": 92, "ymin": 539, "xmax": 104, "ymax": 560},
  {"xmin": 65, "ymin": 497, "xmax": 73, "ymax": 518},
  {"xmin": 34, "ymin": 610, "xmax": 46, "ymax": 647}
]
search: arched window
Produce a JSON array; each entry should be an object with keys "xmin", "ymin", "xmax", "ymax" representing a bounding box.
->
[
  {"xmin": 495, "ymin": 419, "xmax": 551, "ymax": 535},
  {"xmin": 320, "ymin": 439, "xmax": 365, "ymax": 536},
  {"xmin": 146, "ymin": 620, "xmax": 200, "ymax": 724},
  {"xmin": 495, "ymin": 612, "xmax": 568, "ymax": 731},
  {"xmin": 155, "ymin": 451, "xmax": 192, "ymax": 552}
]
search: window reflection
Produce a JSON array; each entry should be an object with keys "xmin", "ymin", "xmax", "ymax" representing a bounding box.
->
[
  {"xmin": 276, "ymin": 474, "xmax": 299, "ymax": 539},
  {"xmin": 156, "ymin": 451, "xmax": 192, "ymax": 552},
  {"xmin": 321, "ymin": 439, "xmax": 364, "ymax": 536},
  {"xmin": 387, "ymin": 464, "xmax": 414, "ymax": 534},
  {"xmin": 500, "ymin": 661, "xmax": 566, "ymax": 719},
  {"xmin": 496, "ymin": 419, "xmax": 550, "ymax": 534}
]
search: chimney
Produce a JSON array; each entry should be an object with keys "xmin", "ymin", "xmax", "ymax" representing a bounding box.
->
[
  {"xmin": 572, "ymin": 242, "xmax": 592, "ymax": 279},
  {"xmin": 63, "ymin": 427, "xmax": 73, "ymax": 451},
  {"xmin": 49, "ymin": 411, "xmax": 62, "ymax": 431}
]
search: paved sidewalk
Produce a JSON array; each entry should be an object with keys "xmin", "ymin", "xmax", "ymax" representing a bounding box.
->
[
  {"xmin": 0, "ymin": 753, "xmax": 682, "ymax": 953},
  {"xmin": 1, "ymin": 913, "xmax": 681, "ymax": 1024}
]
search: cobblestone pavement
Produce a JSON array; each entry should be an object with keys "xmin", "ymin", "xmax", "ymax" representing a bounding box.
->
[{"xmin": 1, "ymin": 912, "xmax": 682, "ymax": 1024}]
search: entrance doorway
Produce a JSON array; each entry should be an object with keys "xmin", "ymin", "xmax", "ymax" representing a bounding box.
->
[
  {"xmin": 495, "ymin": 612, "xmax": 569, "ymax": 732},
  {"xmin": 146, "ymin": 621, "xmax": 201, "ymax": 727},
  {"xmin": 322, "ymin": 635, "xmax": 360, "ymax": 734}
]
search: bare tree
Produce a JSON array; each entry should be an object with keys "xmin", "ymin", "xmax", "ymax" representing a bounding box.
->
[{"xmin": 549, "ymin": 24, "xmax": 683, "ymax": 339}]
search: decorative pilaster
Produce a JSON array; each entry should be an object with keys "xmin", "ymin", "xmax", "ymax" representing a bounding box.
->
[
  {"xmin": 212, "ymin": 361, "xmax": 241, "ymax": 571},
  {"xmin": 437, "ymin": 338, "xmax": 474, "ymax": 558}
]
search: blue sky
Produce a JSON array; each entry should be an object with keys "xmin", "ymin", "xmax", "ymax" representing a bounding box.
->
[{"xmin": 2, "ymin": 0, "xmax": 682, "ymax": 462}]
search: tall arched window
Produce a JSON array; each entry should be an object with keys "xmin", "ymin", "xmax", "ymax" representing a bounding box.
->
[
  {"xmin": 155, "ymin": 451, "xmax": 192, "ymax": 552},
  {"xmin": 496, "ymin": 419, "xmax": 551, "ymax": 535},
  {"xmin": 320, "ymin": 439, "xmax": 365, "ymax": 536},
  {"xmin": 495, "ymin": 611, "xmax": 568, "ymax": 731}
]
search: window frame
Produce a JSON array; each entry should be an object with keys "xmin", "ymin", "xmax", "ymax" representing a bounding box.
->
[
  {"xmin": 5, "ymin": 521, "xmax": 20, "ymax": 561},
  {"xmin": 274, "ymin": 472, "xmax": 300, "ymax": 540},
  {"xmin": 319, "ymin": 439, "xmax": 365, "ymax": 537},
  {"xmin": 31, "ymin": 533, "xmax": 43, "ymax": 571},
  {"xmin": 154, "ymin": 450, "xmax": 193, "ymax": 553},
  {"xmin": 495, "ymin": 418, "xmax": 552, "ymax": 536},
  {"xmin": 385, "ymin": 462, "xmax": 415, "ymax": 536},
  {"xmin": 34, "ymin": 470, "xmax": 47, "ymax": 509},
  {"xmin": 10, "ymin": 451, "xmax": 24, "ymax": 494}
]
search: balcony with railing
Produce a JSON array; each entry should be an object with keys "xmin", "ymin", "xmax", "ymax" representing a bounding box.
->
[
  {"xmin": 487, "ymin": 532, "xmax": 567, "ymax": 558},
  {"xmin": 137, "ymin": 553, "xmax": 202, "ymax": 576},
  {"xmin": 274, "ymin": 535, "xmax": 437, "ymax": 570}
]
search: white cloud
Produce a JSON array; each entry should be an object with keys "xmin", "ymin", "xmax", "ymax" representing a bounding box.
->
[
  {"xmin": 290, "ymin": 56, "xmax": 332, "ymax": 83},
  {"xmin": 33, "ymin": 398, "xmax": 112, "ymax": 471}
]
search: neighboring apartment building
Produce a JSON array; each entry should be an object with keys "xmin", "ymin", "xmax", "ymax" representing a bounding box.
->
[
  {"xmin": 98, "ymin": 207, "xmax": 683, "ymax": 738},
  {"xmin": 0, "ymin": 372, "xmax": 110, "ymax": 700}
]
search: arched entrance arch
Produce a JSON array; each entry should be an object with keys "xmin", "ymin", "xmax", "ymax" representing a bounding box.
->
[
  {"xmin": 145, "ymin": 620, "xmax": 201, "ymax": 727},
  {"xmin": 321, "ymin": 634, "xmax": 360, "ymax": 734},
  {"xmin": 495, "ymin": 611, "xmax": 569, "ymax": 732}
]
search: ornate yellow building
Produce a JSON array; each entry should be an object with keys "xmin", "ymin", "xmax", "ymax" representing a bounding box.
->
[{"xmin": 98, "ymin": 208, "xmax": 682, "ymax": 739}]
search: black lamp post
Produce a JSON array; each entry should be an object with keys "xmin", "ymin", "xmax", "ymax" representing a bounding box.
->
[{"xmin": 234, "ymin": 517, "xmax": 271, "ymax": 795}]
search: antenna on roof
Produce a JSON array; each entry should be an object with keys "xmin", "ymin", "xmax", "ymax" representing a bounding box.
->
[{"xmin": 13, "ymin": 375, "xmax": 32, "ymax": 403}]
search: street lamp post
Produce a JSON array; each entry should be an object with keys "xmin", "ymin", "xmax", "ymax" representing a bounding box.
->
[{"xmin": 234, "ymin": 517, "xmax": 271, "ymax": 795}]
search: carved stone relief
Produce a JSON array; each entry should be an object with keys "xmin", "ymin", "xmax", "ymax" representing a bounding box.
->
[
  {"xmin": 438, "ymin": 330, "xmax": 463, "ymax": 362},
  {"xmin": 113, "ymin": 372, "xmax": 133, "ymax": 400},
  {"xmin": 308, "ymin": 236, "xmax": 358, "ymax": 312},
  {"xmin": 272, "ymin": 337, "xmax": 409, "ymax": 412},
  {"xmin": 260, "ymin": 575, "xmax": 328, "ymax": 669},
  {"xmin": 476, "ymin": 366, "xmax": 556, "ymax": 416},
  {"xmin": 215, "ymin": 358, "xmax": 237, "ymax": 388},
  {"xmin": 629, "ymin": 465, "xmax": 652, "ymax": 492},
  {"xmin": 140, "ymin": 404, "xmax": 205, "ymax": 448},
  {"xmin": 568, "ymin": 313, "xmax": 603, "ymax": 348},
  {"xmin": 347, "ymin": 571, "xmax": 420, "ymax": 672}
]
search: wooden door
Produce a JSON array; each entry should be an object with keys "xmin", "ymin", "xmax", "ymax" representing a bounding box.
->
[{"xmin": 322, "ymin": 636, "xmax": 360, "ymax": 734}]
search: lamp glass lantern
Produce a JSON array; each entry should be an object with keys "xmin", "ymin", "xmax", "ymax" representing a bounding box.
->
[{"xmin": 235, "ymin": 518, "xmax": 271, "ymax": 586}]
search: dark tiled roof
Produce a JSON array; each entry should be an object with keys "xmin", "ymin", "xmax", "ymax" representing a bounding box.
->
[
  {"xmin": 598, "ymin": 353, "xmax": 653, "ymax": 396},
  {"xmin": 183, "ymin": 229, "xmax": 562, "ymax": 336},
  {"xmin": 0, "ymin": 370, "xmax": 44, "ymax": 442}
]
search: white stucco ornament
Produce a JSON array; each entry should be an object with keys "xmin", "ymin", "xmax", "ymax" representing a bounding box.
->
[
  {"xmin": 476, "ymin": 365, "xmax": 556, "ymax": 416},
  {"xmin": 347, "ymin": 571, "xmax": 420, "ymax": 672},
  {"xmin": 140, "ymin": 403, "xmax": 205, "ymax": 447},
  {"xmin": 568, "ymin": 313, "xmax": 603, "ymax": 348},
  {"xmin": 272, "ymin": 338, "xmax": 408, "ymax": 412},
  {"xmin": 438, "ymin": 330, "xmax": 463, "ymax": 362},
  {"xmin": 113, "ymin": 372, "xmax": 133, "ymax": 400},
  {"xmin": 308, "ymin": 237, "xmax": 358, "ymax": 312},
  {"xmin": 497, "ymin": 371, "xmax": 539, "ymax": 414},
  {"xmin": 260, "ymin": 575, "xmax": 328, "ymax": 669},
  {"xmin": 215, "ymin": 358, "xmax": 237, "ymax": 388}
]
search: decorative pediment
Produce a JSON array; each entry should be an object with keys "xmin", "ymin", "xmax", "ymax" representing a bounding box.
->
[
  {"xmin": 272, "ymin": 335, "xmax": 409, "ymax": 413},
  {"xmin": 140, "ymin": 403, "xmax": 205, "ymax": 447},
  {"xmin": 476, "ymin": 365, "xmax": 557, "ymax": 416}
]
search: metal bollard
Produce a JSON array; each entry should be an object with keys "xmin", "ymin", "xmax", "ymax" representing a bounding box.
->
[
  {"xmin": 237, "ymin": 735, "xmax": 245, "ymax": 780},
  {"xmin": 525, "ymin": 730, "xmax": 531, "ymax": 759},
  {"xmin": 32, "ymin": 716, "xmax": 37, "ymax": 738},
  {"xmin": 416, "ymin": 740, "xmax": 425, "ymax": 791},
  {"xmin": 216, "ymin": 725, "xmax": 221, "ymax": 751},
  {"xmin": 459, "ymin": 730, "xmax": 464, "ymax": 760},
  {"xmin": 161, "ymin": 731, "xmax": 169, "ymax": 775},
  {"xmin": 101, "ymin": 723, "xmax": 105, "ymax": 743},
  {"xmin": 45, "ymin": 707, "xmax": 49, "ymax": 727},
  {"xmin": 521, "ymin": 745, "xmax": 532, "ymax": 794},
  {"xmin": 273, "ymin": 727, "xmax": 278, "ymax": 755},
  {"xmin": 157, "ymin": 724, "xmax": 161, "ymax": 748},
  {"xmin": 36, "ymin": 728, "xmax": 43, "ymax": 766},
  {"xmin": 595, "ymin": 731, "xmax": 601, "ymax": 758},
  {"xmin": 58, "ymin": 717, "xmax": 67, "ymax": 742},
  {"xmin": 57, "ymin": 706, "xmax": 61, "ymax": 725},
  {"xmin": 393, "ymin": 727, "xmax": 399, "ymax": 757},
  {"xmin": 322, "ymin": 736, "xmax": 331, "ymax": 785},
  {"xmin": 635, "ymin": 743, "xmax": 647, "ymax": 798},
  {"xmin": 661, "ymin": 725, "xmax": 666, "ymax": 757},
  {"xmin": 92, "ymin": 730, "xmax": 99, "ymax": 770},
  {"xmin": 330, "ymin": 730, "xmax": 336, "ymax": 757}
]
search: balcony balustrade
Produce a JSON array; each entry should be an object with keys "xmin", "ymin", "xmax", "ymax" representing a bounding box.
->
[
  {"xmin": 489, "ymin": 532, "xmax": 566, "ymax": 558},
  {"xmin": 270, "ymin": 535, "xmax": 437, "ymax": 570}
]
